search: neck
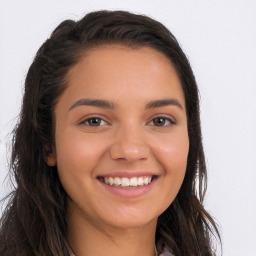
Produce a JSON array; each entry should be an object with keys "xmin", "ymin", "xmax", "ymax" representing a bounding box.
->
[{"xmin": 67, "ymin": 204, "xmax": 157, "ymax": 256}]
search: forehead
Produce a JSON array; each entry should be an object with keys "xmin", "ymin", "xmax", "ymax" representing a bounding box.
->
[{"xmin": 61, "ymin": 45, "xmax": 185, "ymax": 107}]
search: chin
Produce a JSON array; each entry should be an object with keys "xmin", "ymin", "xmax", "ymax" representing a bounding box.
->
[
  {"xmin": 102, "ymin": 208, "xmax": 158, "ymax": 230},
  {"xmin": 108, "ymin": 218, "xmax": 157, "ymax": 230}
]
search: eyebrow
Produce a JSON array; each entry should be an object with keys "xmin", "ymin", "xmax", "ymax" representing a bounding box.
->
[
  {"xmin": 69, "ymin": 98, "xmax": 117, "ymax": 111},
  {"xmin": 145, "ymin": 98, "xmax": 183, "ymax": 110},
  {"xmin": 69, "ymin": 97, "xmax": 183, "ymax": 111}
]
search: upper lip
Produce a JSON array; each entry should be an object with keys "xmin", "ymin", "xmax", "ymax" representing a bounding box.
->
[{"xmin": 97, "ymin": 171, "xmax": 159, "ymax": 178}]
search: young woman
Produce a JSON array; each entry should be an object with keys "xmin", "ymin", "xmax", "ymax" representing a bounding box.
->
[{"xmin": 0, "ymin": 10, "xmax": 220, "ymax": 256}]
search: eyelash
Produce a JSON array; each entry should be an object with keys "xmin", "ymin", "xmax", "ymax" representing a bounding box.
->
[{"xmin": 79, "ymin": 116, "xmax": 176, "ymax": 127}]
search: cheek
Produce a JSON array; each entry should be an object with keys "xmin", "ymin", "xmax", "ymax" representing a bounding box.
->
[
  {"xmin": 54, "ymin": 130, "xmax": 111, "ymax": 209},
  {"xmin": 151, "ymin": 131, "xmax": 189, "ymax": 204},
  {"xmin": 162, "ymin": 138, "xmax": 189, "ymax": 172},
  {"xmin": 164, "ymin": 135, "xmax": 189, "ymax": 183},
  {"xmin": 54, "ymin": 129, "xmax": 110, "ymax": 186},
  {"xmin": 153, "ymin": 130, "xmax": 189, "ymax": 171},
  {"xmin": 56, "ymin": 130, "xmax": 111, "ymax": 201}
]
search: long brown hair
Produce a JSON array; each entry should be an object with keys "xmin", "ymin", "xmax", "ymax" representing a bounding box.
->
[{"xmin": 0, "ymin": 10, "xmax": 221, "ymax": 256}]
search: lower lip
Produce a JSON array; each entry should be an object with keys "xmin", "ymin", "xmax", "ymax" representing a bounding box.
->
[{"xmin": 98, "ymin": 178, "xmax": 158, "ymax": 198}]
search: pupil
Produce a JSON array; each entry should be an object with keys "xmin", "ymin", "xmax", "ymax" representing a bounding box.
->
[
  {"xmin": 154, "ymin": 118, "xmax": 165, "ymax": 126},
  {"xmin": 89, "ymin": 118, "xmax": 100, "ymax": 126}
]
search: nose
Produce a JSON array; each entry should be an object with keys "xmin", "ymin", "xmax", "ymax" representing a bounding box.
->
[{"xmin": 110, "ymin": 125, "xmax": 150, "ymax": 162}]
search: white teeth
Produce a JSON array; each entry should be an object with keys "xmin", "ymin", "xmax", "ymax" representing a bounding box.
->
[
  {"xmin": 137, "ymin": 177, "xmax": 144, "ymax": 186},
  {"xmin": 144, "ymin": 176, "xmax": 149, "ymax": 185},
  {"xmin": 129, "ymin": 177, "xmax": 137, "ymax": 186},
  {"xmin": 121, "ymin": 177, "xmax": 130, "ymax": 187},
  {"xmin": 109, "ymin": 177, "xmax": 114, "ymax": 185},
  {"xmin": 101, "ymin": 176, "xmax": 154, "ymax": 187},
  {"xmin": 114, "ymin": 177, "xmax": 121, "ymax": 186}
]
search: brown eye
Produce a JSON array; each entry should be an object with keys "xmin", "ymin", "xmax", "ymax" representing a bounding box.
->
[
  {"xmin": 151, "ymin": 117, "xmax": 175, "ymax": 127},
  {"xmin": 153, "ymin": 117, "xmax": 166, "ymax": 126},
  {"xmin": 84, "ymin": 118, "xmax": 106, "ymax": 126}
]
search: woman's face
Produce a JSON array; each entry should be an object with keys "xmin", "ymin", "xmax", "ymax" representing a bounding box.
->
[{"xmin": 48, "ymin": 45, "xmax": 189, "ymax": 230}]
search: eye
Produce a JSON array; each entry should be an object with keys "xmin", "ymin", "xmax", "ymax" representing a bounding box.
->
[
  {"xmin": 149, "ymin": 117, "xmax": 176, "ymax": 127},
  {"xmin": 82, "ymin": 117, "xmax": 107, "ymax": 127}
]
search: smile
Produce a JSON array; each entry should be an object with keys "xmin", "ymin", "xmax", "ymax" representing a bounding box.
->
[{"xmin": 98, "ymin": 176, "xmax": 155, "ymax": 188}]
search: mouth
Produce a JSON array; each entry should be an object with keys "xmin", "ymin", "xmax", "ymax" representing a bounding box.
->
[{"xmin": 97, "ymin": 175, "xmax": 158, "ymax": 188}]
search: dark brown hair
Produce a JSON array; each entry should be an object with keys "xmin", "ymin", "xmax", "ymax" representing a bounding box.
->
[{"xmin": 0, "ymin": 10, "xmax": 220, "ymax": 256}]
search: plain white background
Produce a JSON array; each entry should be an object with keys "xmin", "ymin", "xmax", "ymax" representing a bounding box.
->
[{"xmin": 0, "ymin": 0, "xmax": 255, "ymax": 255}]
